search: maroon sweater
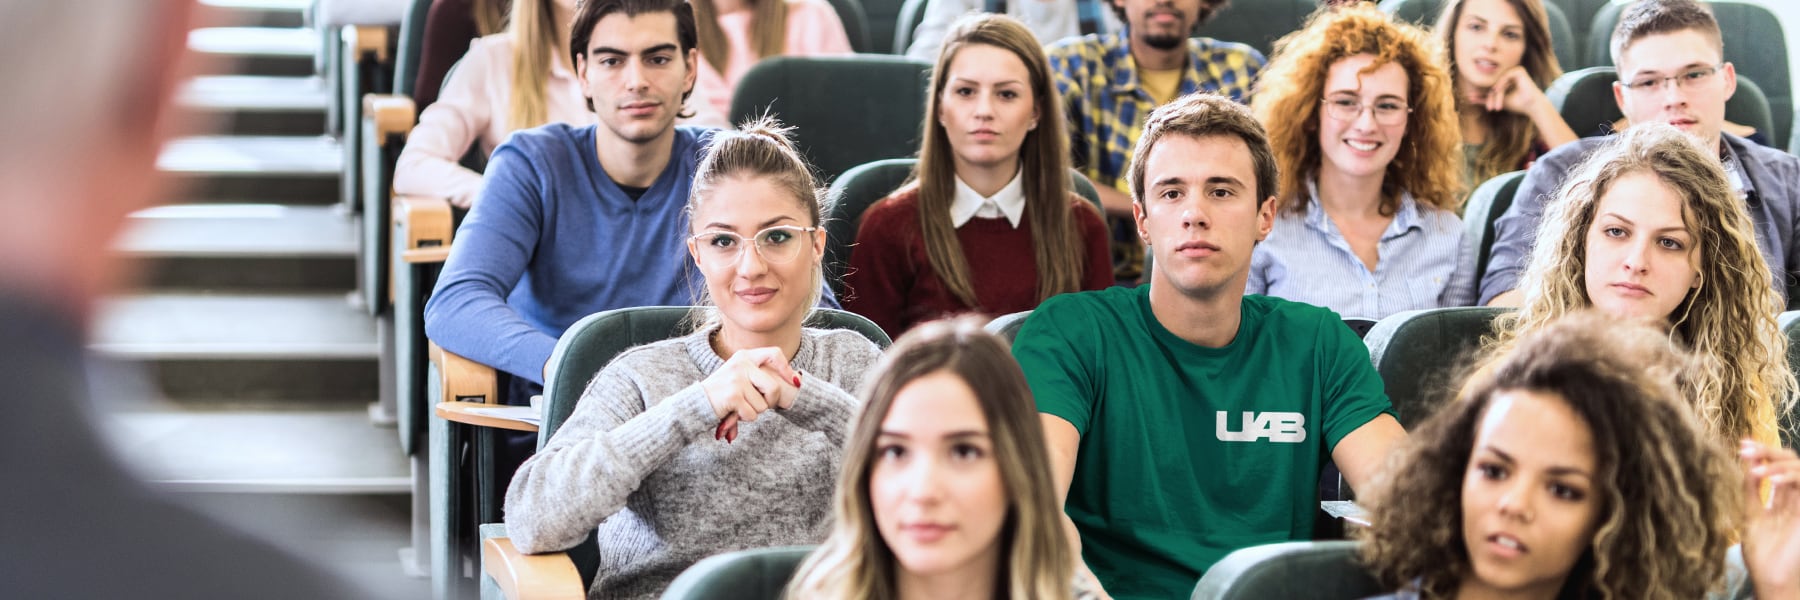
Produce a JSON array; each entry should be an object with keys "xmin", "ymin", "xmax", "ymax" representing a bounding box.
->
[{"xmin": 842, "ymin": 188, "xmax": 1114, "ymax": 337}]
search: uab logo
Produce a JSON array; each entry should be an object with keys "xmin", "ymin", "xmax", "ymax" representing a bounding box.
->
[{"xmin": 1215, "ymin": 411, "xmax": 1307, "ymax": 443}]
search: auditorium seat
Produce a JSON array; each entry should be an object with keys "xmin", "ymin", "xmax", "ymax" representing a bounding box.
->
[
  {"xmin": 824, "ymin": 0, "xmax": 874, "ymax": 52},
  {"xmin": 1191, "ymin": 541, "xmax": 1382, "ymax": 600},
  {"xmin": 1193, "ymin": 0, "xmax": 1317, "ymax": 60},
  {"xmin": 822, "ymin": 158, "xmax": 1104, "ymax": 296},
  {"xmin": 1547, "ymin": 66, "xmax": 1776, "ymax": 147},
  {"xmin": 1461, "ymin": 170, "xmax": 1525, "ymax": 288},
  {"xmin": 729, "ymin": 55, "xmax": 932, "ymax": 183},
  {"xmin": 473, "ymin": 307, "xmax": 888, "ymax": 599},
  {"xmin": 1363, "ymin": 307, "xmax": 1512, "ymax": 429}
]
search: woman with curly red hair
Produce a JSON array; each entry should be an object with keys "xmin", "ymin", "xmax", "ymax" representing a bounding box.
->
[{"xmin": 1247, "ymin": 5, "xmax": 1472, "ymax": 320}]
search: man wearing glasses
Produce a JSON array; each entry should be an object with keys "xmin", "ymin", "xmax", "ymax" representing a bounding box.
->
[{"xmin": 1480, "ymin": 0, "xmax": 1800, "ymax": 306}]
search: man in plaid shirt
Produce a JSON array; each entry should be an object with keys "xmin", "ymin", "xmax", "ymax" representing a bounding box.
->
[{"xmin": 1048, "ymin": 0, "xmax": 1264, "ymax": 280}]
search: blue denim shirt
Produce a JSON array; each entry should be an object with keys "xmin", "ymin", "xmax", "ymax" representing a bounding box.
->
[
  {"xmin": 1479, "ymin": 133, "xmax": 1800, "ymax": 305},
  {"xmin": 1247, "ymin": 181, "xmax": 1477, "ymax": 320}
]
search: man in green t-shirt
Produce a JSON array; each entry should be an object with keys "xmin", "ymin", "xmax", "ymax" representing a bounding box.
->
[{"xmin": 1013, "ymin": 93, "xmax": 1406, "ymax": 599}]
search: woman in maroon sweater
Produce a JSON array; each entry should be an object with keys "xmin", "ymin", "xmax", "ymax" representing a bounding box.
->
[{"xmin": 844, "ymin": 14, "xmax": 1112, "ymax": 337}]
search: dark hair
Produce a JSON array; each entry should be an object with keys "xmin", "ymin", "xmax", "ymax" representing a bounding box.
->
[
  {"xmin": 1106, "ymin": 0, "xmax": 1228, "ymax": 37},
  {"xmin": 1609, "ymin": 0, "xmax": 1722, "ymax": 67},
  {"xmin": 1128, "ymin": 92, "xmax": 1278, "ymax": 207},
  {"xmin": 907, "ymin": 14, "xmax": 1088, "ymax": 309},
  {"xmin": 568, "ymin": 0, "xmax": 700, "ymax": 109},
  {"xmin": 1360, "ymin": 310, "xmax": 1740, "ymax": 600}
]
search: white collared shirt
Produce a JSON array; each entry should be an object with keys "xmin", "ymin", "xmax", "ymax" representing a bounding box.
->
[{"xmin": 949, "ymin": 171, "xmax": 1027, "ymax": 228}]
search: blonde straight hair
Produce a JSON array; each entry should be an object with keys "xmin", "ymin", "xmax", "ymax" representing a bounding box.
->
[
  {"xmin": 506, "ymin": 0, "xmax": 560, "ymax": 131},
  {"xmin": 474, "ymin": 0, "xmax": 510, "ymax": 36},
  {"xmin": 693, "ymin": 0, "xmax": 787, "ymax": 76}
]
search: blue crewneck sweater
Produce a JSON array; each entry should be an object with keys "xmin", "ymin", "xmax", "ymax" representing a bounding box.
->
[{"xmin": 425, "ymin": 124, "xmax": 716, "ymax": 384}]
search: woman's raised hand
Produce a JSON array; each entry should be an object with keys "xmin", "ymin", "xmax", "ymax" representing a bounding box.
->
[{"xmin": 1741, "ymin": 440, "xmax": 1800, "ymax": 598}]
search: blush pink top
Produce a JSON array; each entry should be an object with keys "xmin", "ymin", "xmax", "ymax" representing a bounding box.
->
[
  {"xmin": 696, "ymin": 0, "xmax": 854, "ymax": 118},
  {"xmin": 396, "ymin": 33, "xmax": 726, "ymax": 207}
]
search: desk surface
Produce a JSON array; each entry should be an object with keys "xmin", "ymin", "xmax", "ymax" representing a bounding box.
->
[{"xmin": 434, "ymin": 401, "xmax": 540, "ymax": 433}]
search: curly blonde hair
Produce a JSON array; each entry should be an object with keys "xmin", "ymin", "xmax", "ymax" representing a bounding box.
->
[
  {"xmin": 1361, "ymin": 310, "xmax": 1742, "ymax": 600},
  {"xmin": 1489, "ymin": 123, "xmax": 1793, "ymax": 448},
  {"xmin": 1251, "ymin": 3, "xmax": 1464, "ymax": 216},
  {"xmin": 1436, "ymin": 0, "xmax": 1563, "ymax": 183}
]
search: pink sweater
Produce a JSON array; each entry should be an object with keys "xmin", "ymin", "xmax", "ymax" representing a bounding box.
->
[
  {"xmin": 697, "ymin": 0, "xmax": 853, "ymax": 118},
  {"xmin": 395, "ymin": 33, "xmax": 726, "ymax": 207}
]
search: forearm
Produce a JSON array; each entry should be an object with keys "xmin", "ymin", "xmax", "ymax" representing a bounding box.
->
[
  {"xmin": 423, "ymin": 279, "xmax": 559, "ymax": 384},
  {"xmin": 503, "ymin": 384, "xmax": 716, "ymax": 553},
  {"xmin": 395, "ymin": 148, "xmax": 485, "ymax": 206},
  {"xmin": 1526, "ymin": 98, "xmax": 1578, "ymax": 149},
  {"xmin": 778, "ymin": 380, "xmax": 859, "ymax": 447}
]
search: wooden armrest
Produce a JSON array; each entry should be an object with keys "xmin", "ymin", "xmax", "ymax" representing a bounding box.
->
[
  {"xmin": 394, "ymin": 195, "xmax": 453, "ymax": 264},
  {"xmin": 363, "ymin": 94, "xmax": 416, "ymax": 140},
  {"xmin": 430, "ymin": 342, "xmax": 498, "ymax": 405},
  {"xmin": 343, "ymin": 25, "xmax": 392, "ymax": 63},
  {"xmin": 481, "ymin": 537, "xmax": 585, "ymax": 600}
]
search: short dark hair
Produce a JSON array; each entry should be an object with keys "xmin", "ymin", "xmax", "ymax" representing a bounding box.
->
[
  {"xmin": 568, "ymin": 0, "xmax": 700, "ymax": 108},
  {"xmin": 1609, "ymin": 0, "xmax": 1722, "ymax": 67},
  {"xmin": 1106, "ymin": 0, "xmax": 1228, "ymax": 36},
  {"xmin": 1128, "ymin": 92, "xmax": 1278, "ymax": 207}
]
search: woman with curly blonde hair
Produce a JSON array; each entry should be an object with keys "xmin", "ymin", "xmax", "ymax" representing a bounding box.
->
[
  {"xmin": 1357, "ymin": 310, "xmax": 1800, "ymax": 600},
  {"xmin": 1435, "ymin": 0, "xmax": 1577, "ymax": 187},
  {"xmin": 1247, "ymin": 4, "xmax": 1473, "ymax": 319},
  {"xmin": 1490, "ymin": 123, "xmax": 1793, "ymax": 449}
]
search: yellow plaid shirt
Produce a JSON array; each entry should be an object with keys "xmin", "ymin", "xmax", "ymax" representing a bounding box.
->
[{"xmin": 1048, "ymin": 33, "xmax": 1265, "ymax": 193}]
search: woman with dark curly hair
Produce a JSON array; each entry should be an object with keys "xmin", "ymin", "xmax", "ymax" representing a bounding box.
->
[
  {"xmin": 1490, "ymin": 123, "xmax": 1793, "ymax": 449},
  {"xmin": 1247, "ymin": 4, "xmax": 1473, "ymax": 320},
  {"xmin": 1359, "ymin": 310, "xmax": 1800, "ymax": 600}
]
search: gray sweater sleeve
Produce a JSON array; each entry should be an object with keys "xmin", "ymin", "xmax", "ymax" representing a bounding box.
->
[
  {"xmin": 776, "ymin": 331, "xmax": 884, "ymax": 447},
  {"xmin": 502, "ymin": 360, "xmax": 718, "ymax": 554}
]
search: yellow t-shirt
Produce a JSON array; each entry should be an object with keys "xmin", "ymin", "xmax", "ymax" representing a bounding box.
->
[{"xmin": 1140, "ymin": 68, "xmax": 1183, "ymax": 106}]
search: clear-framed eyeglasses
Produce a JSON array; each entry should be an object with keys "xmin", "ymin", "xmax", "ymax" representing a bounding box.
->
[
  {"xmin": 1619, "ymin": 64, "xmax": 1724, "ymax": 95},
  {"xmin": 1321, "ymin": 95, "xmax": 1412, "ymax": 126},
  {"xmin": 688, "ymin": 225, "xmax": 819, "ymax": 265}
]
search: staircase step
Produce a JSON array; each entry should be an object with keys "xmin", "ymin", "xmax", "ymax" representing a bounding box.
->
[
  {"xmin": 160, "ymin": 135, "xmax": 342, "ymax": 177},
  {"xmin": 95, "ymin": 293, "xmax": 377, "ymax": 360},
  {"xmin": 180, "ymin": 75, "xmax": 329, "ymax": 113},
  {"xmin": 104, "ymin": 407, "xmax": 409, "ymax": 494},
  {"xmin": 120, "ymin": 204, "xmax": 355, "ymax": 258},
  {"xmin": 199, "ymin": 0, "xmax": 309, "ymax": 28},
  {"xmin": 189, "ymin": 27, "xmax": 318, "ymax": 76}
]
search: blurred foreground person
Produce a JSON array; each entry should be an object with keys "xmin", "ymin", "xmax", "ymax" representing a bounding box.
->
[{"xmin": 0, "ymin": 1, "xmax": 364, "ymax": 597}]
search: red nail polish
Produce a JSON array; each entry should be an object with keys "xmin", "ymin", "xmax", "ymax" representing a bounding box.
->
[{"xmin": 793, "ymin": 374, "xmax": 802, "ymax": 388}]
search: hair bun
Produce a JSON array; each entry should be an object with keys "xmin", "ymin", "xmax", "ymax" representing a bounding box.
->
[{"xmin": 732, "ymin": 113, "xmax": 800, "ymax": 153}]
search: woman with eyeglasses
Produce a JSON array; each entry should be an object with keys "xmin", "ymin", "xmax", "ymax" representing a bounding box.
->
[
  {"xmin": 1246, "ymin": 5, "xmax": 1472, "ymax": 320},
  {"xmin": 503, "ymin": 117, "xmax": 884, "ymax": 599},
  {"xmin": 842, "ymin": 14, "xmax": 1112, "ymax": 337}
]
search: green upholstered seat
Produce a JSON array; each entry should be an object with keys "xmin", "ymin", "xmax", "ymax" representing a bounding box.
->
[
  {"xmin": 1364, "ymin": 307, "xmax": 1512, "ymax": 429},
  {"xmin": 1461, "ymin": 170, "xmax": 1525, "ymax": 288},
  {"xmin": 1191, "ymin": 541, "xmax": 1383, "ymax": 600},
  {"xmin": 660, "ymin": 545, "xmax": 818, "ymax": 600},
  {"xmin": 727, "ymin": 55, "xmax": 932, "ymax": 183}
]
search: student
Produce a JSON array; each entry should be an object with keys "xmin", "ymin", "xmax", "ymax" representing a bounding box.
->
[
  {"xmin": 1361, "ymin": 310, "xmax": 1800, "ymax": 600},
  {"xmin": 503, "ymin": 119, "xmax": 882, "ymax": 599},
  {"xmin": 786, "ymin": 317, "xmax": 1090, "ymax": 599},
  {"xmin": 690, "ymin": 0, "xmax": 852, "ymax": 119},
  {"xmin": 1436, "ymin": 0, "xmax": 1576, "ymax": 188},
  {"xmin": 1047, "ymin": 0, "xmax": 1264, "ymax": 280},
  {"xmin": 843, "ymin": 14, "xmax": 1112, "ymax": 337},
  {"xmin": 424, "ymin": 0, "xmax": 727, "ymax": 404},
  {"xmin": 1480, "ymin": 0, "xmax": 1800, "ymax": 307},
  {"xmin": 904, "ymin": 0, "xmax": 1117, "ymax": 61},
  {"xmin": 1488, "ymin": 123, "xmax": 1793, "ymax": 450},
  {"xmin": 1247, "ymin": 5, "xmax": 1473, "ymax": 319},
  {"xmin": 1013, "ymin": 93, "xmax": 1404, "ymax": 599}
]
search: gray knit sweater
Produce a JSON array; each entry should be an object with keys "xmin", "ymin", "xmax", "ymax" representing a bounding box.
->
[{"xmin": 503, "ymin": 326, "xmax": 881, "ymax": 600}]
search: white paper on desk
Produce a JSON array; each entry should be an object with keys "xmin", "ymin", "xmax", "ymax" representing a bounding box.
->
[{"xmin": 465, "ymin": 405, "xmax": 543, "ymax": 425}]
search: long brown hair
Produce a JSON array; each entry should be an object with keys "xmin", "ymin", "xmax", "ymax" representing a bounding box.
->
[
  {"xmin": 905, "ymin": 14, "xmax": 1085, "ymax": 308},
  {"xmin": 506, "ymin": 0, "xmax": 562, "ymax": 131},
  {"xmin": 1436, "ymin": 0, "xmax": 1563, "ymax": 183},
  {"xmin": 1490, "ymin": 123, "xmax": 1793, "ymax": 449},
  {"xmin": 1252, "ymin": 3, "xmax": 1464, "ymax": 215},
  {"xmin": 474, "ymin": 0, "xmax": 511, "ymax": 36},
  {"xmin": 693, "ymin": 0, "xmax": 787, "ymax": 76},
  {"xmin": 1362, "ymin": 310, "xmax": 1741, "ymax": 600},
  {"xmin": 785, "ymin": 317, "xmax": 1073, "ymax": 599}
]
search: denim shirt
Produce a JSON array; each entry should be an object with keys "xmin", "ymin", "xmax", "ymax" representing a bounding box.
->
[
  {"xmin": 1480, "ymin": 132, "xmax": 1800, "ymax": 305},
  {"xmin": 1248, "ymin": 182, "xmax": 1477, "ymax": 320}
]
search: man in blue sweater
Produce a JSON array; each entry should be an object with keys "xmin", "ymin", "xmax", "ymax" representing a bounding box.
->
[{"xmin": 426, "ymin": 0, "xmax": 726, "ymax": 401}]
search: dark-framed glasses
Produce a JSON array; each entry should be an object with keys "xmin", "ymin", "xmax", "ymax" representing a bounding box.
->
[
  {"xmin": 1620, "ymin": 65, "xmax": 1723, "ymax": 94},
  {"xmin": 688, "ymin": 225, "xmax": 818, "ymax": 265}
]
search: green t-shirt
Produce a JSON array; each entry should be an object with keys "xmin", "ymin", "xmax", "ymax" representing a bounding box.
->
[{"xmin": 1014, "ymin": 286, "xmax": 1394, "ymax": 599}]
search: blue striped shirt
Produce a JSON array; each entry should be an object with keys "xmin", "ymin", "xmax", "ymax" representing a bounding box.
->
[{"xmin": 1246, "ymin": 183, "xmax": 1477, "ymax": 320}]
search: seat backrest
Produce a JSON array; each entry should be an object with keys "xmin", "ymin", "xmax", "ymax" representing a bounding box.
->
[
  {"xmin": 729, "ymin": 55, "xmax": 931, "ymax": 183},
  {"xmin": 1779, "ymin": 311, "xmax": 1800, "ymax": 449},
  {"xmin": 1341, "ymin": 318, "xmax": 1378, "ymax": 339},
  {"xmin": 661, "ymin": 545, "xmax": 817, "ymax": 600},
  {"xmin": 1190, "ymin": 541, "xmax": 1383, "ymax": 600},
  {"xmin": 1364, "ymin": 307, "xmax": 1512, "ymax": 428},
  {"xmin": 892, "ymin": 0, "xmax": 930, "ymax": 54},
  {"xmin": 1547, "ymin": 0, "xmax": 1610, "ymax": 62},
  {"xmin": 861, "ymin": 0, "xmax": 905, "ymax": 55},
  {"xmin": 392, "ymin": 0, "xmax": 432, "ymax": 97},
  {"xmin": 823, "ymin": 0, "xmax": 873, "ymax": 53},
  {"xmin": 985, "ymin": 310, "xmax": 1033, "ymax": 342},
  {"xmin": 1461, "ymin": 170, "xmax": 1526, "ymax": 286},
  {"xmin": 1380, "ymin": 0, "xmax": 1578, "ymax": 71},
  {"xmin": 822, "ymin": 158, "xmax": 1106, "ymax": 296},
  {"xmin": 1193, "ymin": 0, "xmax": 1318, "ymax": 60}
]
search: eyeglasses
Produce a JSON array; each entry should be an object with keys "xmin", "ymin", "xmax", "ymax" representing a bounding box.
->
[
  {"xmin": 1619, "ymin": 65, "xmax": 1722, "ymax": 95},
  {"xmin": 688, "ymin": 225, "xmax": 818, "ymax": 265},
  {"xmin": 1321, "ymin": 96, "xmax": 1412, "ymax": 125}
]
